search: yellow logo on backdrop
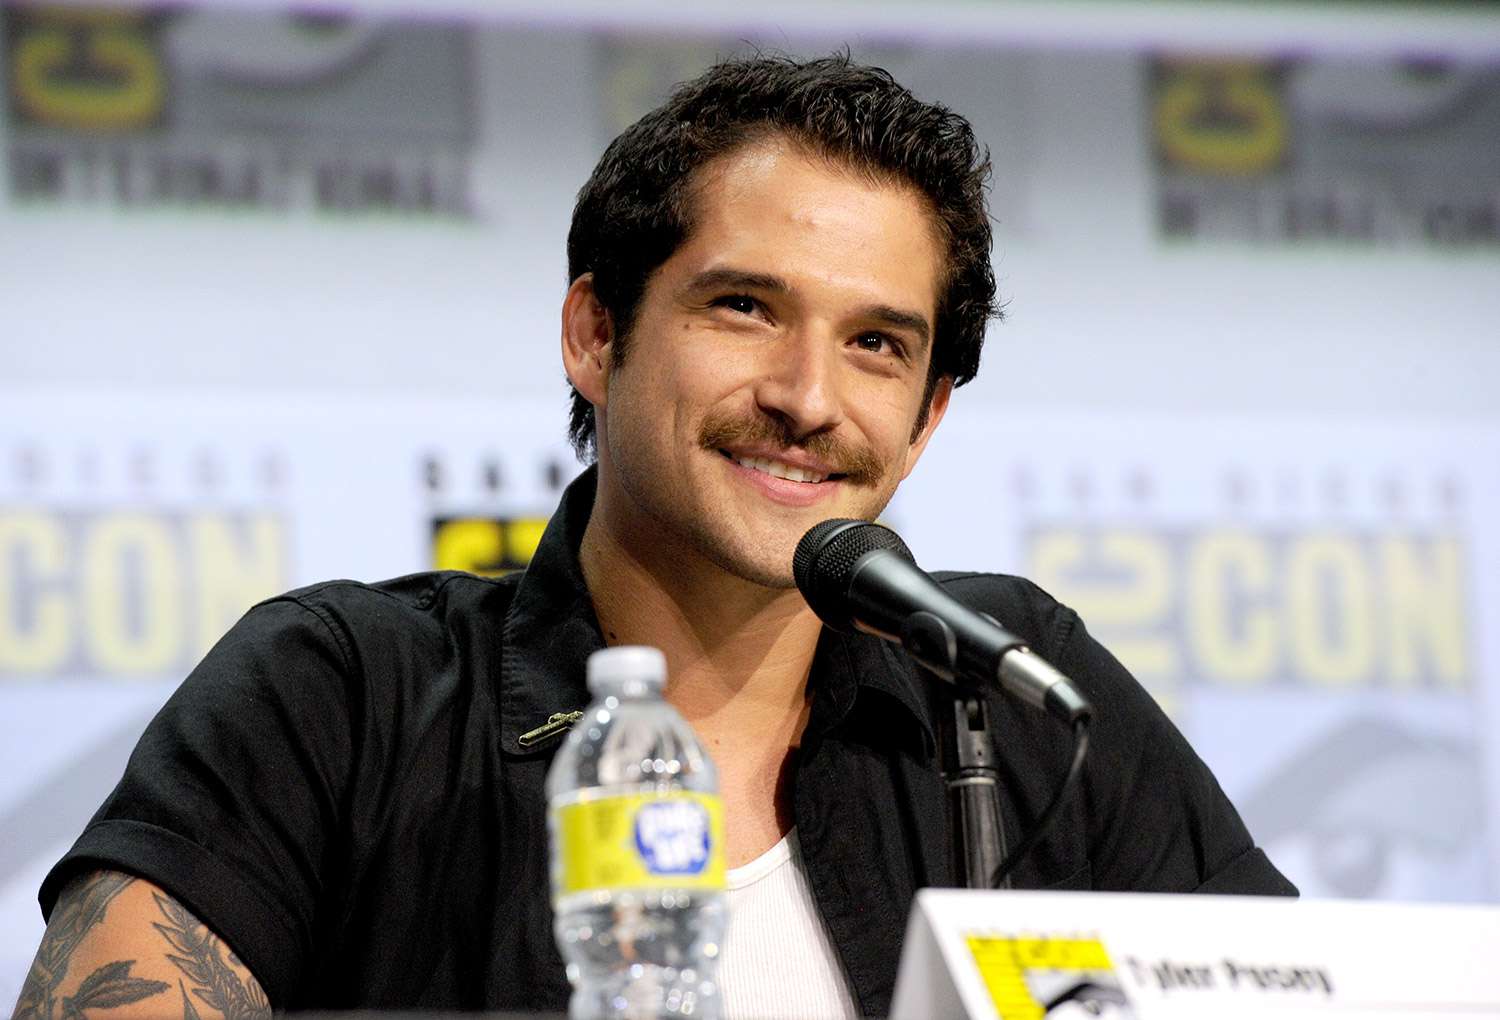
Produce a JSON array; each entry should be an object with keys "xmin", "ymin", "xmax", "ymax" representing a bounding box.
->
[
  {"xmin": 431, "ymin": 516, "xmax": 548, "ymax": 578},
  {"xmin": 7, "ymin": 9, "xmax": 166, "ymax": 132},
  {"xmin": 1029, "ymin": 529, "xmax": 1469, "ymax": 690},
  {"xmin": 0, "ymin": 510, "xmax": 285, "ymax": 678},
  {"xmin": 1154, "ymin": 60, "xmax": 1286, "ymax": 175}
]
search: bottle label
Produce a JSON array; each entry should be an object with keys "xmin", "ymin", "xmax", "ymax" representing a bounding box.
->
[{"xmin": 552, "ymin": 790, "xmax": 727, "ymax": 896}]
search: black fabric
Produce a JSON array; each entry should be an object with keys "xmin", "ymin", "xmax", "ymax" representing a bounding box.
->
[{"xmin": 41, "ymin": 466, "xmax": 1295, "ymax": 1016}]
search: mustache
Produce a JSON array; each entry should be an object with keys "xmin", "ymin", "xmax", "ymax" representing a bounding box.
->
[{"xmin": 698, "ymin": 411, "xmax": 883, "ymax": 485}]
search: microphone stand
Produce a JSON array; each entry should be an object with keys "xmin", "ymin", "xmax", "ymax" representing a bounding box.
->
[
  {"xmin": 929, "ymin": 668, "xmax": 1010, "ymax": 891},
  {"xmin": 905, "ymin": 611, "xmax": 1009, "ymax": 890}
]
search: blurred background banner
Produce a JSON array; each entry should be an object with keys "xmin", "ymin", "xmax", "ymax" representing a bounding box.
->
[
  {"xmin": 1151, "ymin": 55, "xmax": 1500, "ymax": 245},
  {"xmin": 4, "ymin": 5, "xmax": 475, "ymax": 215},
  {"xmin": 2, "ymin": 0, "xmax": 1498, "ymax": 1002},
  {"xmin": 905, "ymin": 410, "xmax": 1499, "ymax": 906}
]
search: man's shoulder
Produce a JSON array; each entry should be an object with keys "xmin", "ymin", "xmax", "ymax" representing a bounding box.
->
[
  {"xmin": 929, "ymin": 569, "xmax": 1153, "ymax": 722},
  {"xmin": 275, "ymin": 569, "xmax": 519, "ymax": 620},
  {"xmin": 213, "ymin": 570, "xmax": 523, "ymax": 681},
  {"xmin": 930, "ymin": 569, "xmax": 1076, "ymax": 656},
  {"xmin": 930, "ymin": 568, "xmax": 1054, "ymax": 604}
]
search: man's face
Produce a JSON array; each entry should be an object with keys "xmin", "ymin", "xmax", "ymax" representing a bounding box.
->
[{"xmin": 591, "ymin": 136, "xmax": 951, "ymax": 589}]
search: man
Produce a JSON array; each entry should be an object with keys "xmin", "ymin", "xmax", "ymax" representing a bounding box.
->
[{"xmin": 16, "ymin": 55, "xmax": 1293, "ymax": 1020}]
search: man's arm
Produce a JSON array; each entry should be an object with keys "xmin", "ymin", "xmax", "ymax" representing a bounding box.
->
[{"xmin": 12, "ymin": 870, "xmax": 270, "ymax": 1020}]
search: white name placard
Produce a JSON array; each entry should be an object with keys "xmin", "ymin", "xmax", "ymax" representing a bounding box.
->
[{"xmin": 891, "ymin": 890, "xmax": 1500, "ymax": 1019}]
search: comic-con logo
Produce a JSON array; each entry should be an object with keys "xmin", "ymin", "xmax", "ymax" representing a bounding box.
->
[
  {"xmin": 4, "ymin": 6, "xmax": 475, "ymax": 215},
  {"xmin": 1014, "ymin": 464, "xmax": 1483, "ymax": 900},
  {"xmin": 967, "ymin": 935, "xmax": 1134, "ymax": 1019},
  {"xmin": 1028, "ymin": 527, "xmax": 1468, "ymax": 691},
  {"xmin": 423, "ymin": 451, "xmax": 572, "ymax": 577},
  {"xmin": 1153, "ymin": 56, "xmax": 1500, "ymax": 244},
  {"xmin": 1, "ymin": 447, "xmax": 288, "ymax": 681},
  {"xmin": 431, "ymin": 516, "xmax": 547, "ymax": 577}
]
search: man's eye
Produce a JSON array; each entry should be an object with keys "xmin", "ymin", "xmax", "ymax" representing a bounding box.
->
[
  {"xmin": 855, "ymin": 333, "xmax": 903, "ymax": 357},
  {"xmin": 713, "ymin": 295, "xmax": 758, "ymax": 315}
]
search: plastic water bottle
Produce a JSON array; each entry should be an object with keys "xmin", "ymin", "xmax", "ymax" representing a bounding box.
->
[{"xmin": 547, "ymin": 646, "xmax": 727, "ymax": 1019}]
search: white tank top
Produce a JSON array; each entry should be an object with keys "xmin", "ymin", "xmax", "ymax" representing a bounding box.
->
[{"xmin": 718, "ymin": 829, "xmax": 862, "ymax": 1020}]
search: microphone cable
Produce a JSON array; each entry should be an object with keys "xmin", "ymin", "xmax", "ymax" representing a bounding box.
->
[{"xmin": 990, "ymin": 716, "xmax": 1089, "ymax": 889}]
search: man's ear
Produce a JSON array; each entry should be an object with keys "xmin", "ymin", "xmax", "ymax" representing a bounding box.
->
[
  {"xmin": 561, "ymin": 273, "xmax": 614, "ymax": 407},
  {"xmin": 901, "ymin": 375, "xmax": 953, "ymax": 481}
]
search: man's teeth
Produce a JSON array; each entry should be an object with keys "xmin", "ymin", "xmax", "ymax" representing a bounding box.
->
[{"xmin": 733, "ymin": 455, "xmax": 827, "ymax": 484}]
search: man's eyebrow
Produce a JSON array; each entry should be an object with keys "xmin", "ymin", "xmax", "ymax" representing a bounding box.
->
[{"xmin": 682, "ymin": 268, "xmax": 790, "ymax": 294}]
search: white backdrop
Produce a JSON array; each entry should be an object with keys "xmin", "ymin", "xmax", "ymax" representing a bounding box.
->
[{"xmin": 2, "ymin": 0, "xmax": 1499, "ymax": 1003}]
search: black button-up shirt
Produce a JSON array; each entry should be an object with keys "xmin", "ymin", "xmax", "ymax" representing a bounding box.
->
[{"xmin": 44, "ymin": 466, "xmax": 1294, "ymax": 1015}]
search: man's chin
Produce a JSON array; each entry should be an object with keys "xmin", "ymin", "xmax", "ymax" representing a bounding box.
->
[
  {"xmin": 687, "ymin": 527, "xmax": 802, "ymax": 591},
  {"xmin": 706, "ymin": 548, "xmax": 800, "ymax": 591}
]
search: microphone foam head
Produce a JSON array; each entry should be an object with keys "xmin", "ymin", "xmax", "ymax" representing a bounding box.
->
[{"xmin": 793, "ymin": 518, "xmax": 914, "ymax": 631}]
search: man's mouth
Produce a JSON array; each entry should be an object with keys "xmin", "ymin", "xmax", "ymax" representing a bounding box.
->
[
  {"xmin": 700, "ymin": 411, "xmax": 878, "ymax": 487},
  {"xmin": 718, "ymin": 450, "xmax": 845, "ymax": 485}
]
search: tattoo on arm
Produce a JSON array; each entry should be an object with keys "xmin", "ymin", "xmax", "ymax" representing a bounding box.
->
[
  {"xmin": 14, "ymin": 872, "xmax": 170, "ymax": 1020},
  {"xmin": 150, "ymin": 893, "xmax": 271, "ymax": 1020},
  {"xmin": 12, "ymin": 871, "xmax": 272, "ymax": 1020},
  {"xmin": 60, "ymin": 961, "xmax": 169, "ymax": 1018},
  {"xmin": 179, "ymin": 980, "xmax": 204, "ymax": 1020}
]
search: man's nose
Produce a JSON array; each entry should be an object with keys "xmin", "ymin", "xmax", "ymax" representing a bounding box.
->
[{"xmin": 751, "ymin": 329, "xmax": 846, "ymax": 439}]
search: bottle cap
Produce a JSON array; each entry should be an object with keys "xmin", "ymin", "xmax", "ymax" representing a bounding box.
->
[{"xmin": 586, "ymin": 645, "xmax": 667, "ymax": 696}]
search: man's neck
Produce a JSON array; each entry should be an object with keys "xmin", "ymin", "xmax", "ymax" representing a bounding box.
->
[
  {"xmin": 577, "ymin": 486, "xmax": 824, "ymax": 863},
  {"xmin": 577, "ymin": 502, "xmax": 822, "ymax": 732}
]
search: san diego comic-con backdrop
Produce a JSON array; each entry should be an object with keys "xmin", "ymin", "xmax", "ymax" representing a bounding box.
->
[{"xmin": 3, "ymin": 0, "xmax": 1499, "ymax": 999}]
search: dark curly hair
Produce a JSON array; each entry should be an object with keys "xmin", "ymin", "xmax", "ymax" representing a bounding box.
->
[{"xmin": 566, "ymin": 53, "xmax": 998, "ymax": 459}]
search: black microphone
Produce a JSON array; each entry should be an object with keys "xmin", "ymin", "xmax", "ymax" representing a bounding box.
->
[{"xmin": 793, "ymin": 519, "xmax": 1092, "ymax": 724}]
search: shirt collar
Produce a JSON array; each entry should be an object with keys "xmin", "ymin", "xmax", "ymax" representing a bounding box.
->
[
  {"xmin": 498, "ymin": 465, "xmax": 935, "ymax": 759},
  {"xmin": 498, "ymin": 467, "xmax": 604, "ymax": 756}
]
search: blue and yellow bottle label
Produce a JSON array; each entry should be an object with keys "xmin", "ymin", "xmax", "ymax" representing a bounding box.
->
[{"xmin": 553, "ymin": 790, "xmax": 727, "ymax": 896}]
